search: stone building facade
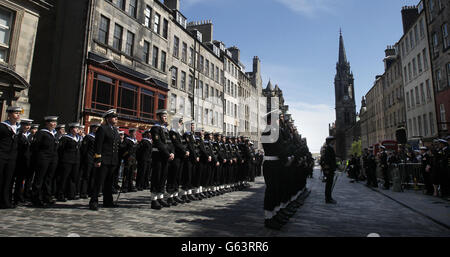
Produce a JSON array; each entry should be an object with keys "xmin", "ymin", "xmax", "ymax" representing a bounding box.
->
[
  {"xmin": 399, "ymin": 4, "xmax": 438, "ymax": 142},
  {"xmin": 423, "ymin": 0, "xmax": 450, "ymax": 137},
  {"xmin": 0, "ymin": 0, "xmax": 52, "ymax": 121}
]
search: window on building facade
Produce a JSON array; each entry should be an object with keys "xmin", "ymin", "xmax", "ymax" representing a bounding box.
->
[
  {"xmin": 408, "ymin": 63, "xmax": 412, "ymax": 81},
  {"xmin": 170, "ymin": 93, "xmax": 177, "ymax": 113},
  {"xmin": 426, "ymin": 79, "xmax": 432, "ymax": 100},
  {"xmin": 404, "ymin": 90, "xmax": 408, "ymax": 107},
  {"xmin": 423, "ymin": 114, "xmax": 428, "ymax": 136},
  {"xmin": 125, "ymin": 31, "xmax": 134, "ymax": 56},
  {"xmin": 414, "ymin": 25, "xmax": 419, "ymax": 45},
  {"xmin": 200, "ymin": 55, "xmax": 204, "ymax": 73},
  {"xmin": 415, "ymin": 86, "xmax": 420, "ymax": 105},
  {"xmin": 143, "ymin": 40, "xmax": 150, "ymax": 64},
  {"xmin": 199, "ymin": 81, "xmax": 203, "ymax": 99},
  {"xmin": 152, "ymin": 46, "xmax": 159, "ymax": 68},
  {"xmin": 178, "ymin": 96, "xmax": 185, "ymax": 115},
  {"xmin": 162, "ymin": 19, "xmax": 168, "ymax": 39},
  {"xmin": 128, "ymin": 0, "xmax": 137, "ymax": 18},
  {"xmin": 216, "ymin": 67, "xmax": 219, "ymax": 82},
  {"xmin": 436, "ymin": 69, "xmax": 444, "ymax": 90},
  {"xmin": 430, "ymin": 112, "xmax": 435, "ymax": 135},
  {"xmin": 144, "ymin": 6, "xmax": 151, "ymax": 28},
  {"xmin": 173, "ymin": 36, "xmax": 179, "ymax": 57},
  {"xmin": 98, "ymin": 15, "xmax": 110, "ymax": 45},
  {"xmin": 182, "ymin": 42, "xmax": 187, "ymax": 62},
  {"xmin": 158, "ymin": 94, "xmax": 166, "ymax": 111},
  {"xmin": 432, "ymin": 32, "xmax": 439, "ymax": 56},
  {"xmin": 161, "ymin": 50, "xmax": 166, "ymax": 72},
  {"xmin": 189, "ymin": 47, "xmax": 194, "ymax": 66},
  {"xmin": 442, "ymin": 23, "xmax": 449, "ymax": 49},
  {"xmin": 418, "ymin": 116, "xmax": 423, "ymax": 136},
  {"xmin": 91, "ymin": 73, "xmax": 116, "ymax": 111},
  {"xmin": 171, "ymin": 66, "xmax": 178, "ymax": 88},
  {"xmin": 419, "ymin": 18, "xmax": 425, "ymax": 38},
  {"xmin": 117, "ymin": 0, "xmax": 126, "ymax": 11},
  {"xmin": 404, "ymin": 67, "xmax": 408, "ymax": 83},
  {"xmin": 423, "ymin": 48, "xmax": 429, "ymax": 69},
  {"xmin": 401, "ymin": 42, "xmax": 405, "ymax": 57},
  {"xmin": 205, "ymin": 84, "xmax": 209, "ymax": 99},
  {"xmin": 113, "ymin": 24, "xmax": 123, "ymax": 51},
  {"xmin": 413, "ymin": 58, "xmax": 417, "ymax": 77},
  {"xmin": 410, "ymin": 89, "xmax": 415, "ymax": 107},
  {"xmin": 413, "ymin": 117, "xmax": 418, "ymax": 136},
  {"xmin": 440, "ymin": 104, "xmax": 447, "ymax": 130},
  {"xmin": 420, "ymin": 83, "xmax": 425, "ymax": 103},
  {"xmin": 205, "ymin": 59, "xmax": 209, "ymax": 76},
  {"xmin": 211, "ymin": 63, "xmax": 215, "ymax": 79},
  {"xmin": 118, "ymin": 82, "xmax": 138, "ymax": 117},
  {"xmin": 180, "ymin": 71, "xmax": 186, "ymax": 91},
  {"xmin": 153, "ymin": 12, "xmax": 160, "ymax": 34},
  {"xmin": 417, "ymin": 53, "xmax": 422, "ymax": 73},
  {"xmin": 429, "ymin": 0, "xmax": 435, "ymax": 20},
  {"xmin": 188, "ymin": 75, "xmax": 193, "ymax": 92},
  {"xmin": 447, "ymin": 63, "xmax": 450, "ymax": 87},
  {"xmin": 408, "ymin": 119, "xmax": 412, "ymax": 136},
  {"xmin": 140, "ymin": 88, "xmax": 154, "ymax": 120}
]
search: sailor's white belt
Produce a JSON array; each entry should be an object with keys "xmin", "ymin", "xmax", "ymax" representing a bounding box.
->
[
  {"xmin": 264, "ymin": 156, "xmax": 280, "ymax": 161},
  {"xmin": 152, "ymin": 148, "xmax": 159, "ymax": 152},
  {"xmin": 181, "ymin": 140, "xmax": 186, "ymax": 143},
  {"xmin": 166, "ymin": 140, "xmax": 172, "ymax": 143}
]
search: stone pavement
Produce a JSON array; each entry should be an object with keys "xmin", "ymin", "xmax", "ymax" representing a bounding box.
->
[{"xmin": 0, "ymin": 167, "xmax": 448, "ymax": 237}]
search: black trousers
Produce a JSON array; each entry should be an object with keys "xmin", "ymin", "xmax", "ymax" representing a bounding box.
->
[
  {"xmin": 151, "ymin": 158, "xmax": 168, "ymax": 194},
  {"xmin": 90, "ymin": 164, "xmax": 115, "ymax": 205},
  {"xmin": 167, "ymin": 157, "xmax": 184, "ymax": 193},
  {"xmin": 57, "ymin": 162, "xmax": 79, "ymax": 198},
  {"xmin": 366, "ymin": 167, "xmax": 377, "ymax": 187},
  {"xmin": 325, "ymin": 172, "xmax": 335, "ymax": 201},
  {"xmin": 12, "ymin": 161, "xmax": 28, "ymax": 202},
  {"xmin": 0, "ymin": 158, "xmax": 16, "ymax": 208},
  {"xmin": 201, "ymin": 163, "xmax": 212, "ymax": 187},
  {"xmin": 180, "ymin": 159, "xmax": 192, "ymax": 190},
  {"xmin": 112, "ymin": 161, "xmax": 121, "ymax": 190},
  {"xmin": 32, "ymin": 157, "xmax": 58, "ymax": 203},
  {"xmin": 122, "ymin": 159, "xmax": 136, "ymax": 190},
  {"xmin": 263, "ymin": 160, "xmax": 282, "ymax": 213},
  {"xmin": 382, "ymin": 167, "xmax": 390, "ymax": 188},
  {"xmin": 191, "ymin": 162, "xmax": 201, "ymax": 188},
  {"xmin": 80, "ymin": 162, "xmax": 95, "ymax": 196},
  {"xmin": 136, "ymin": 161, "xmax": 151, "ymax": 189}
]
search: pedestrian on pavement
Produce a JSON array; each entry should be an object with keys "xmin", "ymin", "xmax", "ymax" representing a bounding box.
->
[
  {"xmin": 121, "ymin": 128, "xmax": 138, "ymax": 193},
  {"xmin": 379, "ymin": 146, "xmax": 390, "ymax": 190},
  {"xmin": 79, "ymin": 122, "xmax": 100, "ymax": 198},
  {"xmin": 12, "ymin": 118, "xmax": 33, "ymax": 206},
  {"xmin": 321, "ymin": 136, "xmax": 337, "ymax": 204}
]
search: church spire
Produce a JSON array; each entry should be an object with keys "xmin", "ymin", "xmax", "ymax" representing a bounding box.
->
[{"xmin": 338, "ymin": 29, "xmax": 348, "ymax": 65}]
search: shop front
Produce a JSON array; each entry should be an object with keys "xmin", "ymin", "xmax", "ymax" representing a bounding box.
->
[{"xmin": 83, "ymin": 53, "xmax": 168, "ymax": 138}]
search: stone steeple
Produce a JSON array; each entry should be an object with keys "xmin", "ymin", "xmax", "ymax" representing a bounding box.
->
[{"xmin": 338, "ymin": 29, "xmax": 348, "ymax": 65}]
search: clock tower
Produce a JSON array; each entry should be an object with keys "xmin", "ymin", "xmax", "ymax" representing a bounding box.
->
[{"xmin": 334, "ymin": 30, "xmax": 356, "ymax": 159}]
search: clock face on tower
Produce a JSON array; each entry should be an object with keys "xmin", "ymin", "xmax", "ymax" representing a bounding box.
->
[{"xmin": 343, "ymin": 95, "xmax": 349, "ymax": 101}]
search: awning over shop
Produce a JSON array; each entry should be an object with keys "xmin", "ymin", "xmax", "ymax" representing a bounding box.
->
[
  {"xmin": 0, "ymin": 64, "xmax": 30, "ymax": 90},
  {"xmin": 87, "ymin": 52, "xmax": 168, "ymax": 91}
]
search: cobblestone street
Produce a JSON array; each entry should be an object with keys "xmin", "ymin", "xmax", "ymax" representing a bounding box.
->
[{"xmin": 0, "ymin": 167, "xmax": 448, "ymax": 237}]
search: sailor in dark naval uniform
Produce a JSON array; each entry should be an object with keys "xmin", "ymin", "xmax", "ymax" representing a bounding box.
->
[
  {"xmin": 136, "ymin": 129, "xmax": 152, "ymax": 191},
  {"xmin": 31, "ymin": 116, "xmax": 59, "ymax": 207},
  {"xmin": 79, "ymin": 122, "xmax": 100, "ymax": 198},
  {"xmin": 56, "ymin": 123, "xmax": 82, "ymax": 201},
  {"xmin": 24, "ymin": 123, "xmax": 39, "ymax": 201},
  {"xmin": 0, "ymin": 106, "xmax": 21, "ymax": 209},
  {"xmin": 167, "ymin": 118, "xmax": 189, "ymax": 204},
  {"xmin": 12, "ymin": 118, "xmax": 33, "ymax": 205},
  {"xmin": 150, "ymin": 109, "xmax": 174, "ymax": 210},
  {"xmin": 122, "ymin": 128, "xmax": 138, "ymax": 193},
  {"xmin": 89, "ymin": 109, "xmax": 121, "ymax": 211},
  {"xmin": 181, "ymin": 122, "xmax": 198, "ymax": 202}
]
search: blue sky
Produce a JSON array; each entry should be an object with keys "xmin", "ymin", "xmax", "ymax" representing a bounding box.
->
[{"xmin": 180, "ymin": 0, "xmax": 419, "ymax": 152}]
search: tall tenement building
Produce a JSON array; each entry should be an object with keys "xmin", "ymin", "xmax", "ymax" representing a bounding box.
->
[
  {"xmin": 28, "ymin": 0, "xmax": 266, "ymax": 140},
  {"xmin": 333, "ymin": 31, "xmax": 357, "ymax": 159}
]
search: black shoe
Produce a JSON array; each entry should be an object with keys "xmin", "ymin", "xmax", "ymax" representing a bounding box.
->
[
  {"xmin": 188, "ymin": 194, "xmax": 198, "ymax": 201},
  {"xmin": 32, "ymin": 200, "xmax": 47, "ymax": 208},
  {"xmin": 57, "ymin": 196, "xmax": 67, "ymax": 202},
  {"xmin": 151, "ymin": 200, "xmax": 162, "ymax": 210},
  {"xmin": 89, "ymin": 202, "xmax": 99, "ymax": 211},
  {"xmin": 273, "ymin": 213, "xmax": 289, "ymax": 224},
  {"xmin": 326, "ymin": 199, "xmax": 337, "ymax": 204},
  {"xmin": 130, "ymin": 187, "xmax": 137, "ymax": 192},
  {"xmin": 174, "ymin": 196, "xmax": 185, "ymax": 204},
  {"xmin": 103, "ymin": 202, "xmax": 119, "ymax": 208},
  {"xmin": 121, "ymin": 188, "xmax": 128, "ymax": 193},
  {"xmin": 181, "ymin": 195, "xmax": 191, "ymax": 203},
  {"xmin": 167, "ymin": 198, "xmax": 178, "ymax": 206},
  {"xmin": 45, "ymin": 197, "xmax": 56, "ymax": 205},
  {"xmin": 112, "ymin": 189, "xmax": 118, "ymax": 194},
  {"xmin": 80, "ymin": 194, "xmax": 88, "ymax": 199},
  {"xmin": 158, "ymin": 199, "xmax": 170, "ymax": 208},
  {"xmin": 136, "ymin": 187, "xmax": 143, "ymax": 191},
  {"xmin": 264, "ymin": 219, "xmax": 282, "ymax": 230}
]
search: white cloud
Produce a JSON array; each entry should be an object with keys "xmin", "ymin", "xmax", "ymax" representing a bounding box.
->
[
  {"xmin": 274, "ymin": 0, "xmax": 337, "ymax": 17},
  {"xmin": 286, "ymin": 101, "xmax": 335, "ymax": 153}
]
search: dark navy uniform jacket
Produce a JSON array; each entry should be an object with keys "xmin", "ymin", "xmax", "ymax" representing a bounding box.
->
[
  {"xmin": 94, "ymin": 124, "xmax": 120, "ymax": 166},
  {"xmin": 0, "ymin": 121, "xmax": 19, "ymax": 161}
]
